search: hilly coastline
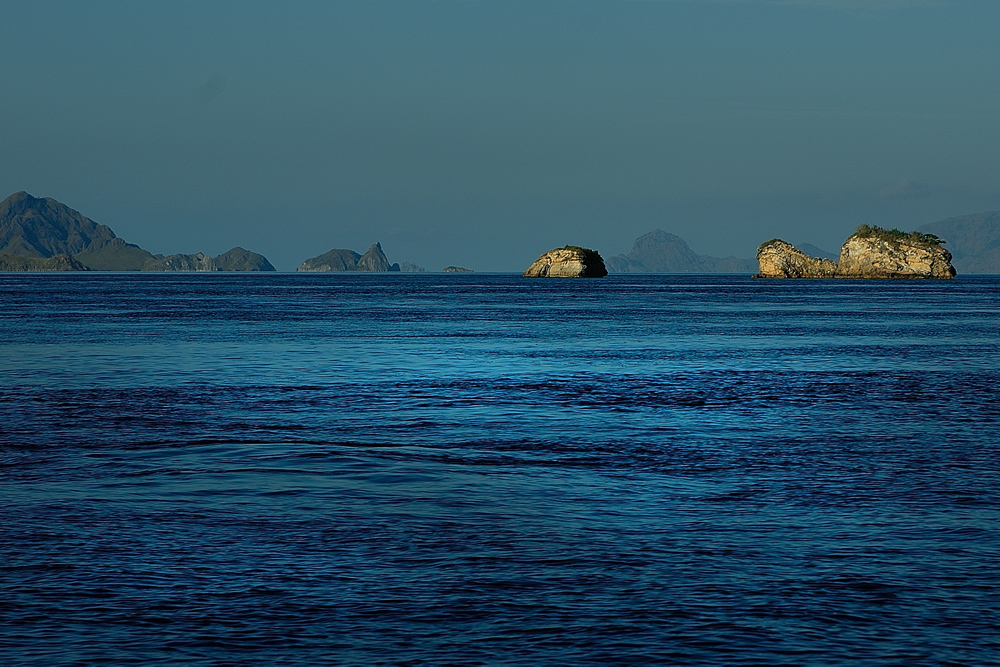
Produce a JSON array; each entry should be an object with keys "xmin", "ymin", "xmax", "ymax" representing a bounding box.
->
[{"xmin": 0, "ymin": 191, "xmax": 274, "ymax": 271}]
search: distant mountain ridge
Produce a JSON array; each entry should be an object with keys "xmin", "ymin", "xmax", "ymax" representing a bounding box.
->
[
  {"xmin": 607, "ymin": 229, "xmax": 755, "ymax": 273},
  {"xmin": 0, "ymin": 191, "xmax": 274, "ymax": 271}
]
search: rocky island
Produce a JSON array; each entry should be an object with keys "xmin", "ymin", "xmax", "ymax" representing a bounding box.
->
[
  {"xmin": 523, "ymin": 246, "xmax": 608, "ymax": 278},
  {"xmin": 757, "ymin": 225, "xmax": 955, "ymax": 279},
  {"xmin": 296, "ymin": 242, "xmax": 425, "ymax": 272}
]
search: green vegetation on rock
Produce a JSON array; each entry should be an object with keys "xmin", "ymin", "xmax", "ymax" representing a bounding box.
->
[
  {"xmin": 852, "ymin": 224, "xmax": 943, "ymax": 247},
  {"xmin": 757, "ymin": 239, "xmax": 786, "ymax": 252}
]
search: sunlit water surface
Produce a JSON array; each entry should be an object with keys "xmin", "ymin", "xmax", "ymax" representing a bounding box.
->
[{"xmin": 2, "ymin": 273, "xmax": 999, "ymax": 665}]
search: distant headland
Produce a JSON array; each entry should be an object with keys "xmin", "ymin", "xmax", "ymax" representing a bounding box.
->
[{"xmin": 0, "ymin": 191, "xmax": 274, "ymax": 272}]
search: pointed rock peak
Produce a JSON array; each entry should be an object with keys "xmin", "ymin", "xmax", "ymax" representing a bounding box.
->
[
  {"xmin": 1, "ymin": 191, "xmax": 38, "ymax": 214},
  {"xmin": 356, "ymin": 241, "xmax": 391, "ymax": 271}
]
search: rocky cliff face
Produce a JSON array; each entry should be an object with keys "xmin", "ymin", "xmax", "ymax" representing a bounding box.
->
[
  {"xmin": 837, "ymin": 234, "xmax": 954, "ymax": 279},
  {"xmin": 756, "ymin": 240, "xmax": 838, "ymax": 278},
  {"xmin": 523, "ymin": 246, "xmax": 608, "ymax": 278},
  {"xmin": 756, "ymin": 227, "xmax": 955, "ymax": 279}
]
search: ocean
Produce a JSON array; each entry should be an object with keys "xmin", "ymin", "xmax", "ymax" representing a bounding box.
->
[{"xmin": 2, "ymin": 272, "xmax": 999, "ymax": 665}]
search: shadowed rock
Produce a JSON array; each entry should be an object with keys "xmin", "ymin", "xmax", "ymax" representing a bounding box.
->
[
  {"xmin": 298, "ymin": 248, "xmax": 362, "ymax": 272},
  {"xmin": 213, "ymin": 247, "xmax": 276, "ymax": 271},
  {"xmin": 355, "ymin": 243, "xmax": 392, "ymax": 271},
  {"xmin": 298, "ymin": 242, "xmax": 402, "ymax": 272}
]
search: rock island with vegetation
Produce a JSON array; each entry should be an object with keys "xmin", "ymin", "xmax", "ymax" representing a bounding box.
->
[
  {"xmin": 523, "ymin": 246, "xmax": 608, "ymax": 278},
  {"xmin": 757, "ymin": 225, "xmax": 956, "ymax": 279}
]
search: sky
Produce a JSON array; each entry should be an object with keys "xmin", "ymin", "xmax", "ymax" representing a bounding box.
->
[{"xmin": 2, "ymin": 0, "xmax": 999, "ymax": 271}]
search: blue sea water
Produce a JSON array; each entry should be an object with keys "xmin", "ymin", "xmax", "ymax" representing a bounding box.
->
[{"xmin": 1, "ymin": 272, "xmax": 999, "ymax": 665}]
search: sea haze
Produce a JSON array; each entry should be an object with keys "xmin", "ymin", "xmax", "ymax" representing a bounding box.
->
[{"xmin": 2, "ymin": 273, "xmax": 999, "ymax": 665}]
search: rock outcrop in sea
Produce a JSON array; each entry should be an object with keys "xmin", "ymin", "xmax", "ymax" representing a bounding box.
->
[
  {"xmin": 756, "ymin": 240, "xmax": 838, "ymax": 278},
  {"xmin": 298, "ymin": 242, "xmax": 404, "ymax": 272},
  {"xmin": 0, "ymin": 191, "xmax": 275, "ymax": 271},
  {"xmin": 443, "ymin": 266, "xmax": 472, "ymax": 273},
  {"xmin": 523, "ymin": 246, "xmax": 608, "ymax": 278},
  {"xmin": 756, "ymin": 226, "xmax": 956, "ymax": 279}
]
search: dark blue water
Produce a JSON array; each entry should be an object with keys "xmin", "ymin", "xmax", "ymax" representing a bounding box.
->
[{"xmin": 2, "ymin": 273, "xmax": 999, "ymax": 665}]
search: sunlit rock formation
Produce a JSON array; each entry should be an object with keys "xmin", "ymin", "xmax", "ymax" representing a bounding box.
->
[
  {"xmin": 756, "ymin": 240, "xmax": 838, "ymax": 278},
  {"xmin": 756, "ymin": 226, "xmax": 956, "ymax": 279},
  {"xmin": 523, "ymin": 246, "xmax": 608, "ymax": 278},
  {"xmin": 837, "ymin": 227, "xmax": 955, "ymax": 279}
]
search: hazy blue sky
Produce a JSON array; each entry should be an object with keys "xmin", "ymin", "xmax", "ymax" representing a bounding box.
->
[{"xmin": 2, "ymin": 0, "xmax": 999, "ymax": 271}]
